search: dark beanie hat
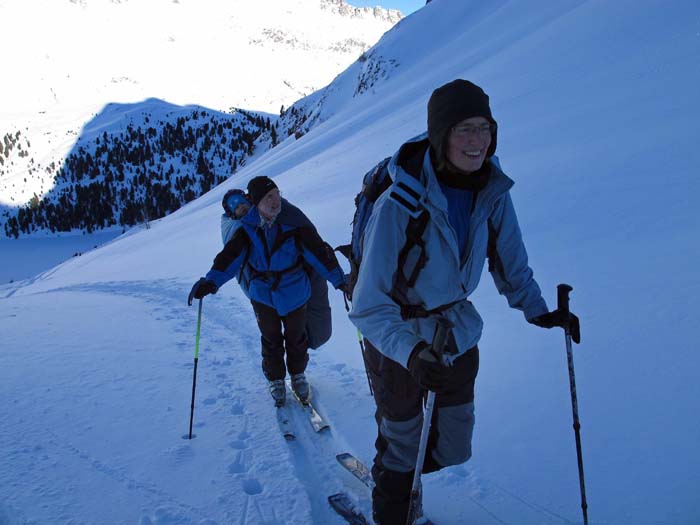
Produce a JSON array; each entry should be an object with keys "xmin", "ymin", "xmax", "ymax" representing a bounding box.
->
[
  {"xmin": 247, "ymin": 176, "xmax": 278, "ymax": 205},
  {"xmin": 427, "ymin": 79, "xmax": 498, "ymax": 161}
]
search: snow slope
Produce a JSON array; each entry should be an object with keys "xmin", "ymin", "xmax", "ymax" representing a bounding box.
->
[
  {"xmin": 0, "ymin": 0, "xmax": 400, "ymax": 209},
  {"xmin": 2, "ymin": 0, "xmax": 699, "ymax": 523},
  {"xmin": 0, "ymin": 0, "xmax": 400, "ymax": 115}
]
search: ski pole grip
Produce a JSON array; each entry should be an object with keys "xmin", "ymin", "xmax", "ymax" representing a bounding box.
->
[
  {"xmin": 557, "ymin": 283, "xmax": 573, "ymax": 315},
  {"xmin": 431, "ymin": 317, "xmax": 454, "ymax": 363}
]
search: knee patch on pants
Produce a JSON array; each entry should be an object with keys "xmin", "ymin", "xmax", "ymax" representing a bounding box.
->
[
  {"xmin": 379, "ymin": 414, "xmax": 423, "ymax": 473},
  {"xmin": 431, "ymin": 402, "xmax": 475, "ymax": 467}
]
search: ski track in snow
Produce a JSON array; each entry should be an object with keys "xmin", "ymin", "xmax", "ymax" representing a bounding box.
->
[
  {"xmin": 0, "ymin": 276, "xmax": 585, "ymax": 524},
  {"xmin": 1, "ymin": 279, "xmax": 368, "ymax": 524}
]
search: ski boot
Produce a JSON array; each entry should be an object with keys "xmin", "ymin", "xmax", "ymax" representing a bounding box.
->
[
  {"xmin": 269, "ymin": 379, "xmax": 286, "ymax": 407},
  {"xmin": 290, "ymin": 373, "xmax": 310, "ymax": 404}
]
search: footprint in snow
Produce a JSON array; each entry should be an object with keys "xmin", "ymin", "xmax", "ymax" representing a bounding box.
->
[
  {"xmin": 242, "ymin": 478, "xmax": 263, "ymax": 495},
  {"xmin": 227, "ymin": 452, "xmax": 248, "ymax": 474},
  {"xmin": 230, "ymin": 399, "xmax": 244, "ymax": 415},
  {"xmin": 228, "ymin": 439, "xmax": 247, "ymax": 450}
]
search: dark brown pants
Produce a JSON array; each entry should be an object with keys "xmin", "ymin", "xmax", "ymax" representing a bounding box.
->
[{"xmin": 251, "ymin": 301, "xmax": 308, "ymax": 381}]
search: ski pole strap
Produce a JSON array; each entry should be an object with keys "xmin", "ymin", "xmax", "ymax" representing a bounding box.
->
[{"xmin": 430, "ymin": 315, "xmax": 455, "ymax": 365}]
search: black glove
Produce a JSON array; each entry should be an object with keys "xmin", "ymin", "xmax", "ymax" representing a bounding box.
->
[
  {"xmin": 335, "ymin": 274, "xmax": 353, "ymax": 302},
  {"xmin": 337, "ymin": 282, "xmax": 351, "ymax": 299},
  {"xmin": 407, "ymin": 341, "xmax": 451, "ymax": 394},
  {"xmin": 187, "ymin": 278, "xmax": 218, "ymax": 306},
  {"xmin": 529, "ymin": 310, "xmax": 581, "ymax": 344}
]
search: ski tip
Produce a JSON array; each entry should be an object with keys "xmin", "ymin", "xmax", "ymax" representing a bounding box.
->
[{"xmin": 328, "ymin": 492, "xmax": 370, "ymax": 525}]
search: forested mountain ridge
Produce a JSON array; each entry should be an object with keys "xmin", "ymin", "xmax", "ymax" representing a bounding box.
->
[{"xmin": 2, "ymin": 102, "xmax": 270, "ymax": 237}]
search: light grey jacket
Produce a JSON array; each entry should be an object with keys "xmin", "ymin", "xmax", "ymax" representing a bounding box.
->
[
  {"xmin": 221, "ymin": 214, "xmax": 242, "ymax": 245},
  {"xmin": 349, "ymin": 136, "xmax": 548, "ymax": 368},
  {"xmin": 220, "ymin": 214, "xmax": 250, "ymax": 298}
]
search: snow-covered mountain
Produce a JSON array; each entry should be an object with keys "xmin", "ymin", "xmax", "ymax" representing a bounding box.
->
[
  {"xmin": 0, "ymin": 0, "xmax": 401, "ymax": 221},
  {"xmin": 0, "ymin": 0, "xmax": 400, "ymax": 114},
  {"xmin": 1, "ymin": 101, "xmax": 274, "ymax": 237},
  {"xmin": 1, "ymin": 1, "xmax": 699, "ymax": 524}
]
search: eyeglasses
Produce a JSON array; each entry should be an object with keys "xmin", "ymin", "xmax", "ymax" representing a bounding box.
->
[{"xmin": 451, "ymin": 123, "xmax": 497, "ymax": 138}]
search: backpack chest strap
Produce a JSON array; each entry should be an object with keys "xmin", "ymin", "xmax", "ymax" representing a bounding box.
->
[{"xmin": 248, "ymin": 258, "xmax": 304, "ymax": 291}]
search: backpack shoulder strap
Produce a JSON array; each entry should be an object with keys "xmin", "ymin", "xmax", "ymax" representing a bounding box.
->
[
  {"xmin": 388, "ymin": 169, "xmax": 425, "ymax": 219},
  {"xmin": 486, "ymin": 215, "xmax": 498, "ymax": 273},
  {"xmin": 391, "ymin": 207, "xmax": 430, "ymax": 305}
]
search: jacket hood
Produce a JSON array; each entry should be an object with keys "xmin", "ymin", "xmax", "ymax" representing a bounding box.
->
[{"xmin": 388, "ymin": 133, "xmax": 513, "ymax": 215}]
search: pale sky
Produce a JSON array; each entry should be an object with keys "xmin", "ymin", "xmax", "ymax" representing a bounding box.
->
[{"xmin": 350, "ymin": 0, "xmax": 426, "ymax": 15}]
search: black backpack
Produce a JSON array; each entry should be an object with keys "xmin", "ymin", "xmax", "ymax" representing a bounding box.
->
[{"xmin": 336, "ymin": 157, "xmax": 438, "ymax": 319}]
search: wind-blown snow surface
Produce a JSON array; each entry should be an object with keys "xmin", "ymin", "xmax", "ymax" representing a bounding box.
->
[{"xmin": 2, "ymin": 1, "xmax": 699, "ymax": 523}]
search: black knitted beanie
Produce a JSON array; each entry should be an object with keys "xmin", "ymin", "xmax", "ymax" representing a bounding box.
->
[
  {"xmin": 247, "ymin": 176, "xmax": 278, "ymax": 205},
  {"xmin": 427, "ymin": 79, "xmax": 498, "ymax": 162}
]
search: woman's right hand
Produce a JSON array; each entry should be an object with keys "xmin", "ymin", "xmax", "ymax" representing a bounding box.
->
[{"xmin": 187, "ymin": 278, "xmax": 218, "ymax": 305}]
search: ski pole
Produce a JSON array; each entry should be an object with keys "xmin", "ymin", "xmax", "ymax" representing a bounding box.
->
[
  {"xmin": 406, "ymin": 316, "xmax": 453, "ymax": 525},
  {"xmin": 188, "ymin": 298, "xmax": 203, "ymax": 440},
  {"xmin": 357, "ymin": 328, "xmax": 374, "ymax": 396},
  {"xmin": 343, "ymin": 294, "xmax": 374, "ymax": 396},
  {"xmin": 557, "ymin": 284, "xmax": 588, "ymax": 525}
]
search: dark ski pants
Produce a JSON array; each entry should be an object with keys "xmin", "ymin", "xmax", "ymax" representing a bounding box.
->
[
  {"xmin": 251, "ymin": 301, "xmax": 309, "ymax": 381},
  {"xmin": 363, "ymin": 338, "xmax": 479, "ymax": 525}
]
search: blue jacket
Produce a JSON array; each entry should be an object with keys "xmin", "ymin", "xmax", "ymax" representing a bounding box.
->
[
  {"xmin": 349, "ymin": 136, "xmax": 548, "ymax": 368},
  {"xmin": 207, "ymin": 199, "xmax": 345, "ymax": 316}
]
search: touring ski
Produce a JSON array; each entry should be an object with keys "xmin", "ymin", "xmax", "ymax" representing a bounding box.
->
[
  {"xmin": 335, "ymin": 452, "xmax": 436, "ymax": 525},
  {"xmin": 328, "ymin": 492, "xmax": 370, "ymax": 525},
  {"xmin": 287, "ymin": 380, "xmax": 330, "ymax": 433},
  {"xmin": 337, "ymin": 452, "xmax": 373, "ymax": 488},
  {"xmin": 276, "ymin": 404, "xmax": 295, "ymax": 440}
]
